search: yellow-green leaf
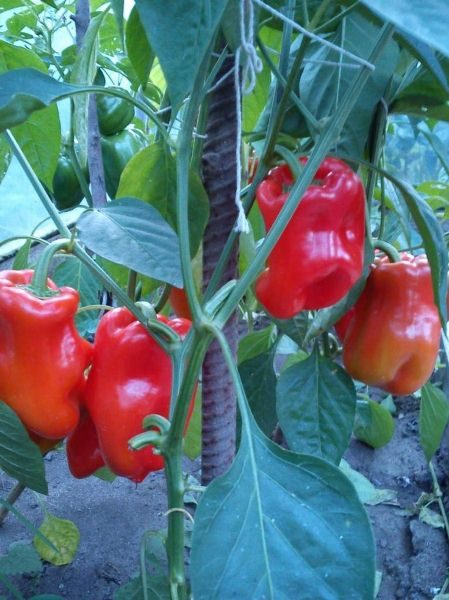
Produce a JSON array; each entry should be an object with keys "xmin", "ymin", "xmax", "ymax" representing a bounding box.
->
[{"xmin": 33, "ymin": 514, "xmax": 80, "ymax": 566}]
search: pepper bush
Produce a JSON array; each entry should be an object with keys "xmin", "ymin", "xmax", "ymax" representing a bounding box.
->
[{"xmin": 0, "ymin": 1, "xmax": 448, "ymax": 599}]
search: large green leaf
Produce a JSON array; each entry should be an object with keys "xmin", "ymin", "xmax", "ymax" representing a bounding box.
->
[
  {"xmin": 190, "ymin": 417, "xmax": 375, "ymax": 598},
  {"xmin": 134, "ymin": 0, "xmax": 228, "ymax": 109},
  {"xmin": 0, "ymin": 40, "xmax": 60, "ymax": 190},
  {"xmin": 117, "ymin": 143, "xmax": 209, "ymax": 257},
  {"xmin": 301, "ymin": 10, "xmax": 399, "ymax": 161},
  {"xmin": 420, "ymin": 383, "xmax": 449, "ymax": 462},
  {"xmin": 361, "ymin": 0, "xmax": 449, "ymax": 59},
  {"xmin": 0, "ymin": 402, "xmax": 47, "ymax": 494},
  {"xmin": 277, "ymin": 348, "xmax": 356, "ymax": 464},
  {"xmin": 239, "ymin": 348, "xmax": 278, "ymax": 437},
  {"xmin": 125, "ymin": 6, "xmax": 154, "ymax": 89},
  {"xmin": 391, "ymin": 57, "xmax": 449, "ymax": 121},
  {"xmin": 0, "ymin": 69, "xmax": 81, "ymax": 131},
  {"xmin": 76, "ymin": 198, "xmax": 182, "ymax": 287},
  {"xmin": 383, "ymin": 170, "xmax": 448, "ymax": 325}
]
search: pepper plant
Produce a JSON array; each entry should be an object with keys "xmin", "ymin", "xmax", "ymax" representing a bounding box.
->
[{"xmin": 0, "ymin": 0, "xmax": 449, "ymax": 598}]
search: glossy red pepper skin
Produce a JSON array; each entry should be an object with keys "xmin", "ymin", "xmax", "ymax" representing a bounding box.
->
[
  {"xmin": 66, "ymin": 408, "xmax": 105, "ymax": 478},
  {"xmin": 335, "ymin": 254, "xmax": 441, "ymax": 395},
  {"xmin": 169, "ymin": 287, "xmax": 192, "ymax": 320},
  {"xmin": 84, "ymin": 308, "xmax": 193, "ymax": 483},
  {"xmin": 0, "ymin": 270, "xmax": 92, "ymax": 439},
  {"xmin": 255, "ymin": 157, "xmax": 366, "ymax": 319}
]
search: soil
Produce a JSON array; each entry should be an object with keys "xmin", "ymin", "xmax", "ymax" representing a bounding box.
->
[{"xmin": 0, "ymin": 396, "xmax": 448, "ymax": 600}]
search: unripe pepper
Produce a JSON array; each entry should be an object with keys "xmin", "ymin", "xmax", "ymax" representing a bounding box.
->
[
  {"xmin": 335, "ymin": 253, "xmax": 442, "ymax": 395},
  {"xmin": 0, "ymin": 270, "xmax": 92, "ymax": 438},
  {"xmin": 96, "ymin": 94, "xmax": 135, "ymax": 136},
  {"xmin": 101, "ymin": 127, "xmax": 147, "ymax": 199},
  {"xmin": 52, "ymin": 152, "xmax": 88, "ymax": 211},
  {"xmin": 255, "ymin": 157, "xmax": 366, "ymax": 319},
  {"xmin": 84, "ymin": 307, "xmax": 193, "ymax": 483}
]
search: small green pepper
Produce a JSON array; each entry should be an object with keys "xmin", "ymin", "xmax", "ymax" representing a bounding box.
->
[
  {"xmin": 52, "ymin": 153, "xmax": 88, "ymax": 211},
  {"xmin": 101, "ymin": 128, "xmax": 147, "ymax": 199},
  {"xmin": 96, "ymin": 94, "xmax": 135, "ymax": 136}
]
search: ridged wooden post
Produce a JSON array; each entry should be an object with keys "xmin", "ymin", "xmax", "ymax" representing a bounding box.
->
[{"xmin": 201, "ymin": 54, "xmax": 239, "ymax": 485}]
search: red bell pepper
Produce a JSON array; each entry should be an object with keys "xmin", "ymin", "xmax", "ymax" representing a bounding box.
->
[
  {"xmin": 84, "ymin": 308, "xmax": 193, "ymax": 483},
  {"xmin": 255, "ymin": 157, "xmax": 366, "ymax": 319},
  {"xmin": 0, "ymin": 270, "xmax": 92, "ymax": 439},
  {"xmin": 66, "ymin": 408, "xmax": 105, "ymax": 478},
  {"xmin": 335, "ymin": 253, "xmax": 442, "ymax": 395}
]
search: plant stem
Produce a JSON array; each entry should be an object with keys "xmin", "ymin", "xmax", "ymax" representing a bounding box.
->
[
  {"xmin": 429, "ymin": 461, "xmax": 449, "ymax": 544},
  {"xmin": 372, "ymin": 239, "xmax": 401, "ymax": 263},
  {"xmin": 0, "ymin": 483, "xmax": 26, "ymax": 526},
  {"xmin": 164, "ymin": 331, "xmax": 211, "ymax": 597},
  {"xmin": 31, "ymin": 238, "xmax": 72, "ymax": 295}
]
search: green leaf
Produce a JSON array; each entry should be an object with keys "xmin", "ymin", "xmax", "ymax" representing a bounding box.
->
[
  {"xmin": 420, "ymin": 383, "xmax": 449, "ymax": 462},
  {"xmin": 33, "ymin": 514, "xmax": 80, "ymax": 566},
  {"xmin": 339, "ymin": 460, "xmax": 397, "ymax": 506},
  {"xmin": 52, "ymin": 258, "xmax": 103, "ymax": 337},
  {"xmin": 277, "ymin": 348, "xmax": 356, "ymax": 464},
  {"xmin": 134, "ymin": 0, "xmax": 228, "ymax": 109},
  {"xmin": 0, "ymin": 68, "xmax": 81, "ymax": 132},
  {"xmin": 0, "ymin": 542, "xmax": 42, "ymax": 576},
  {"xmin": 76, "ymin": 198, "xmax": 182, "ymax": 287},
  {"xmin": 391, "ymin": 58, "xmax": 449, "ymax": 121},
  {"xmin": 237, "ymin": 327, "xmax": 276, "ymax": 364},
  {"xmin": 190, "ymin": 421, "xmax": 375, "ymax": 598},
  {"xmin": 354, "ymin": 400, "xmax": 395, "ymax": 449},
  {"xmin": 361, "ymin": 0, "xmax": 449, "ymax": 59},
  {"xmin": 270, "ymin": 312, "xmax": 309, "ymax": 347},
  {"xmin": 183, "ymin": 390, "xmax": 201, "ymax": 460},
  {"xmin": 243, "ymin": 52, "xmax": 271, "ymax": 133},
  {"xmin": 109, "ymin": 0, "xmax": 125, "ymax": 48},
  {"xmin": 0, "ymin": 40, "xmax": 60, "ymax": 190},
  {"xmin": 301, "ymin": 11, "xmax": 399, "ymax": 162},
  {"xmin": 12, "ymin": 238, "xmax": 32, "ymax": 270},
  {"xmin": 93, "ymin": 467, "xmax": 116, "ymax": 482},
  {"xmin": 239, "ymin": 349, "xmax": 278, "ymax": 437},
  {"xmin": 0, "ymin": 402, "xmax": 47, "ymax": 494},
  {"xmin": 383, "ymin": 170, "xmax": 448, "ymax": 325},
  {"xmin": 113, "ymin": 575, "xmax": 169, "ymax": 600},
  {"xmin": 0, "ymin": 0, "xmax": 26, "ymax": 8},
  {"xmin": 117, "ymin": 143, "xmax": 209, "ymax": 257},
  {"xmin": 125, "ymin": 6, "xmax": 154, "ymax": 88},
  {"xmin": 419, "ymin": 506, "xmax": 445, "ymax": 529}
]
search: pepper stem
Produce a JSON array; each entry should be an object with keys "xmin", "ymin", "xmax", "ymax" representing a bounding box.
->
[
  {"xmin": 373, "ymin": 239, "xmax": 401, "ymax": 263},
  {"xmin": 274, "ymin": 145, "xmax": 303, "ymax": 180},
  {"xmin": 30, "ymin": 238, "xmax": 73, "ymax": 296}
]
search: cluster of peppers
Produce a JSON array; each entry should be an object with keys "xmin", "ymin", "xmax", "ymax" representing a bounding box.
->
[
  {"xmin": 52, "ymin": 72, "xmax": 146, "ymax": 210},
  {"xmin": 0, "ymin": 269, "xmax": 193, "ymax": 483},
  {"xmin": 2, "ymin": 156, "xmax": 443, "ymax": 485},
  {"xmin": 255, "ymin": 156, "xmax": 443, "ymax": 396}
]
